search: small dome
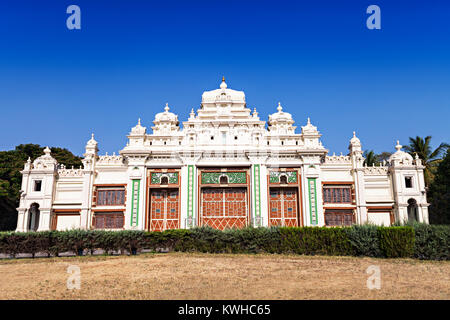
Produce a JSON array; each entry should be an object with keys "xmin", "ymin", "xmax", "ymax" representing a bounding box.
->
[
  {"xmin": 86, "ymin": 133, "xmax": 98, "ymax": 146},
  {"xmin": 220, "ymin": 76, "xmax": 227, "ymax": 89},
  {"xmin": 350, "ymin": 131, "xmax": 361, "ymax": 146},
  {"xmin": 301, "ymin": 117, "xmax": 319, "ymax": 135},
  {"xmin": 154, "ymin": 103, "xmax": 178, "ymax": 123},
  {"xmin": 130, "ymin": 118, "xmax": 146, "ymax": 135},
  {"xmin": 389, "ymin": 141, "xmax": 413, "ymax": 163},
  {"xmin": 269, "ymin": 102, "xmax": 294, "ymax": 123}
]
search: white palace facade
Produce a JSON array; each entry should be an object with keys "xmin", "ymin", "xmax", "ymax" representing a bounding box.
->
[{"xmin": 16, "ymin": 79, "xmax": 429, "ymax": 232}]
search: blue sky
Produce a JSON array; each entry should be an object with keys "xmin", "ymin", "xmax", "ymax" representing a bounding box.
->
[{"xmin": 0, "ymin": 0, "xmax": 449, "ymax": 157}]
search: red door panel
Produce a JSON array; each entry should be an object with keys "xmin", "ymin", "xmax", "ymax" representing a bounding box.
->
[
  {"xmin": 150, "ymin": 189, "xmax": 180, "ymax": 231},
  {"xmin": 269, "ymin": 188, "xmax": 299, "ymax": 227},
  {"xmin": 201, "ymin": 188, "xmax": 248, "ymax": 230}
]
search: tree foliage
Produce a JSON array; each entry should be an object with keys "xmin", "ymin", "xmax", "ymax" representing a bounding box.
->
[
  {"xmin": 404, "ymin": 136, "xmax": 449, "ymax": 186},
  {"xmin": 363, "ymin": 150, "xmax": 392, "ymax": 166},
  {"xmin": 0, "ymin": 144, "xmax": 82, "ymax": 230},
  {"xmin": 428, "ymin": 150, "xmax": 450, "ymax": 225}
]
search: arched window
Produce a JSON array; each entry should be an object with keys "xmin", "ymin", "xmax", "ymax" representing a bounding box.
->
[
  {"xmin": 219, "ymin": 175, "xmax": 228, "ymax": 184},
  {"xmin": 407, "ymin": 198, "xmax": 418, "ymax": 222},
  {"xmin": 28, "ymin": 203, "xmax": 40, "ymax": 231},
  {"xmin": 280, "ymin": 175, "xmax": 288, "ymax": 184},
  {"xmin": 160, "ymin": 176, "xmax": 169, "ymax": 185}
]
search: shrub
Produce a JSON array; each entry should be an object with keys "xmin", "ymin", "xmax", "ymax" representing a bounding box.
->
[
  {"xmin": 345, "ymin": 225, "xmax": 381, "ymax": 257},
  {"xmin": 279, "ymin": 227, "xmax": 353, "ymax": 256},
  {"xmin": 1, "ymin": 225, "xmax": 448, "ymax": 260},
  {"xmin": 378, "ymin": 226, "xmax": 415, "ymax": 258},
  {"xmin": 412, "ymin": 223, "xmax": 450, "ymax": 260}
]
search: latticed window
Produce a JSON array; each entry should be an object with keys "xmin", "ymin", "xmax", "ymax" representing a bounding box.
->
[
  {"xmin": 93, "ymin": 212, "xmax": 124, "ymax": 229},
  {"xmin": 325, "ymin": 209, "xmax": 354, "ymax": 226},
  {"xmin": 96, "ymin": 188, "xmax": 125, "ymax": 205},
  {"xmin": 323, "ymin": 185, "xmax": 352, "ymax": 204}
]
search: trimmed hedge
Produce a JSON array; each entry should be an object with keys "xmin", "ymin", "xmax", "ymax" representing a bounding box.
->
[{"xmin": 0, "ymin": 224, "xmax": 448, "ymax": 260}]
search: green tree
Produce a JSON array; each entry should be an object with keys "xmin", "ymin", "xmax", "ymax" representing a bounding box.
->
[
  {"xmin": 403, "ymin": 136, "xmax": 449, "ymax": 186},
  {"xmin": 0, "ymin": 144, "xmax": 82, "ymax": 230},
  {"xmin": 376, "ymin": 152, "xmax": 392, "ymax": 163},
  {"xmin": 427, "ymin": 150, "xmax": 450, "ymax": 224},
  {"xmin": 363, "ymin": 150, "xmax": 378, "ymax": 166}
]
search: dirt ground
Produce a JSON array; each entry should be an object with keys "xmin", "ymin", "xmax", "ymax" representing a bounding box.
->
[{"xmin": 0, "ymin": 252, "xmax": 448, "ymax": 300}]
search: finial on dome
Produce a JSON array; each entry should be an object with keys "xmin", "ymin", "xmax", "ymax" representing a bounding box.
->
[
  {"xmin": 277, "ymin": 102, "xmax": 282, "ymax": 112},
  {"xmin": 353, "ymin": 131, "xmax": 356, "ymax": 138},
  {"xmin": 164, "ymin": 103, "xmax": 170, "ymax": 112},
  {"xmin": 395, "ymin": 140, "xmax": 402, "ymax": 152},
  {"xmin": 138, "ymin": 118, "xmax": 141, "ymax": 125},
  {"xmin": 220, "ymin": 77, "xmax": 227, "ymax": 89},
  {"xmin": 308, "ymin": 117, "xmax": 311, "ymax": 125},
  {"xmin": 44, "ymin": 146, "xmax": 51, "ymax": 155}
]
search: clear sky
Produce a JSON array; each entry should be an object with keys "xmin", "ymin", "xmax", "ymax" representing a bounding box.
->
[{"xmin": 0, "ymin": 0, "xmax": 449, "ymax": 157}]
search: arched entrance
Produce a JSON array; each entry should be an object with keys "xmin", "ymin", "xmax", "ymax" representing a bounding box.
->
[
  {"xmin": 407, "ymin": 198, "xmax": 419, "ymax": 222},
  {"xmin": 28, "ymin": 203, "xmax": 40, "ymax": 231}
]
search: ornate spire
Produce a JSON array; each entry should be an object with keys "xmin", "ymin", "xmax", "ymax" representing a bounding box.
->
[
  {"xmin": 277, "ymin": 102, "xmax": 283, "ymax": 112},
  {"xmin": 220, "ymin": 77, "xmax": 227, "ymax": 89},
  {"xmin": 164, "ymin": 103, "xmax": 170, "ymax": 112},
  {"xmin": 43, "ymin": 146, "xmax": 51, "ymax": 156},
  {"xmin": 395, "ymin": 140, "xmax": 402, "ymax": 152}
]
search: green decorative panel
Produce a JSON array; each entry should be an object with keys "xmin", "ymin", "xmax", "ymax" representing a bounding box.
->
[
  {"xmin": 130, "ymin": 179, "xmax": 140, "ymax": 227},
  {"xmin": 187, "ymin": 165, "xmax": 194, "ymax": 225},
  {"xmin": 201, "ymin": 172, "xmax": 247, "ymax": 184},
  {"xmin": 150, "ymin": 172, "xmax": 178, "ymax": 184},
  {"xmin": 308, "ymin": 178, "xmax": 318, "ymax": 225},
  {"xmin": 269, "ymin": 171, "xmax": 297, "ymax": 183},
  {"xmin": 253, "ymin": 165, "xmax": 261, "ymax": 226}
]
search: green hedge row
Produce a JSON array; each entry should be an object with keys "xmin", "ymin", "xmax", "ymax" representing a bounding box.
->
[{"xmin": 0, "ymin": 224, "xmax": 448, "ymax": 260}]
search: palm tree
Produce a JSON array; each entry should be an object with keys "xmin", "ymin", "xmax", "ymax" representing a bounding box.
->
[
  {"xmin": 363, "ymin": 150, "xmax": 378, "ymax": 166},
  {"xmin": 404, "ymin": 136, "xmax": 449, "ymax": 186}
]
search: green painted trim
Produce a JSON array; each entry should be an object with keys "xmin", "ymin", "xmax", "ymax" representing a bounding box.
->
[
  {"xmin": 187, "ymin": 165, "xmax": 194, "ymax": 227},
  {"xmin": 253, "ymin": 165, "xmax": 261, "ymax": 225},
  {"xmin": 131, "ymin": 179, "xmax": 140, "ymax": 227},
  {"xmin": 308, "ymin": 178, "xmax": 318, "ymax": 225}
]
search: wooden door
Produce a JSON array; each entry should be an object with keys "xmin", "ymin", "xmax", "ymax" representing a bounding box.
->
[{"xmin": 269, "ymin": 188, "xmax": 299, "ymax": 227}]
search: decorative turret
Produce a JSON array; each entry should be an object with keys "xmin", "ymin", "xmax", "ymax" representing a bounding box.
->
[
  {"xmin": 349, "ymin": 131, "xmax": 364, "ymax": 168},
  {"xmin": 83, "ymin": 133, "xmax": 98, "ymax": 170},
  {"xmin": 130, "ymin": 118, "xmax": 147, "ymax": 136},
  {"xmin": 349, "ymin": 131, "xmax": 362, "ymax": 153},
  {"xmin": 151, "ymin": 103, "xmax": 180, "ymax": 135},
  {"xmin": 268, "ymin": 102, "xmax": 296, "ymax": 134},
  {"xmin": 32, "ymin": 146, "xmax": 58, "ymax": 171},
  {"xmin": 389, "ymin": 140, "xmax": 414, "ymax": 166}
]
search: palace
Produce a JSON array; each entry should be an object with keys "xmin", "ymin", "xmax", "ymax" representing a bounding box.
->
[{"xmin": 16, "ymin": 78, "xmax": 429, "ymax": 232}]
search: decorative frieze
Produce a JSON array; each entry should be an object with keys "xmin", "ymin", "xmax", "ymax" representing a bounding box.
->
[
  {"xmin": 150, "ymin": 172, "xmax": 179, "ymax": 184},
  {"xmin": 201, "ymin": 172, "xmax": 246, "ymax": 184},
  {"xmin": 363, "ymin": 166, "xmax": 389, "ymax": 175},
  {"xmin": 269, "ymin": 171, "xmax": 297, "ymax": 183}
]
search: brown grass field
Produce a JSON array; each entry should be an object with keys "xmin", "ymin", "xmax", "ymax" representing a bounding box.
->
[{"xmin": 0, "ymin": 252, "xmax": 449, "ymax": 300}]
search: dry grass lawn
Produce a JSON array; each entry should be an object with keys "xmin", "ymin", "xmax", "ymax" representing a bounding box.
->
[{"xmin": 0, "ymin": 252, "xmax": 449, "ymax": 300}]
